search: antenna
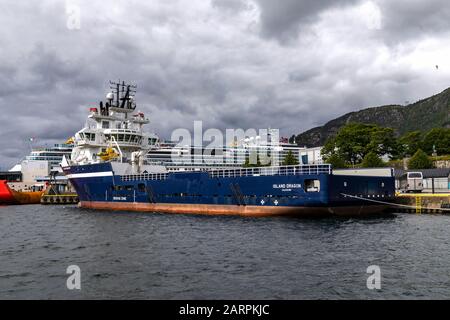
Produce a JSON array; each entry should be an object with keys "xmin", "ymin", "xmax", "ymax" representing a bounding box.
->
[{"xmin": 109, "ymin": 80, "xmax": 137, "ymax": 108}]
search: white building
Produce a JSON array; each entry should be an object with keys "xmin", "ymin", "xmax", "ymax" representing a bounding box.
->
[{"xmin": 298, "ymin": 146, "xmax": 323, "ymax": 165}]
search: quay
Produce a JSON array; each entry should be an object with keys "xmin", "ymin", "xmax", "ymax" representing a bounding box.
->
[
  {"xmin": 40, "ymin": 193, "xmax": 79, "ymax": 205},
  {"xmin": 394, "ymin": 193, "xmax": 450, "ymax": 214}
]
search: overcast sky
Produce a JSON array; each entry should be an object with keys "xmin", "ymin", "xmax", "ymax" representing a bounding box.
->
[{"xmin": 1, "ymin": 0, "xmax": 450, "ymax": 169}]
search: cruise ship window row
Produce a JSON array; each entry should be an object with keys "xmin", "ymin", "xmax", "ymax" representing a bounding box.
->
[{"xmin": 27, "ymin": 157, "xmax": 64, "ymax": 161}]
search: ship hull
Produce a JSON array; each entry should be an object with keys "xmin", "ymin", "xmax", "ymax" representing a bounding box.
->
[
  {"xmin": 79, "ymin": 201, "xmax": 390, "ymax": 217},
  {"xmin": 63, "ymin": 163, "xmax": 396, "ymax": 218},
  {"xmin": 0, "ymin": 180, "xmax": 43, "ymax": 205}
]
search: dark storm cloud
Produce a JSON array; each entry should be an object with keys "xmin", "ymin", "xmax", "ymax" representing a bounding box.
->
[
  {"xmin": 377, "ymin": 0, "xmax": 450, "ymax": 43},
  {"xmin": 211, "ymin": 0, "xmax": 248, "ymax": 12},
  {"xmin": 0, "ymin": 0, "xmax": 450, "ymax": 169},
  {"xmin": 288, "ymin": 69, "xmax": 320, "ymax": 83},
  {"xmin": 254, "ymin": 0, "xmax": 450, "ymax": 45},
  {"xmin": 255, "ymin": 0, "xmax": 360, "ymax": 42}
]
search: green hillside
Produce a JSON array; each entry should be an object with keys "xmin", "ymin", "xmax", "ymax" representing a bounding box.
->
[{"xmin": 292, "ymin": 87, "xmax": 450, "ymax": 147}]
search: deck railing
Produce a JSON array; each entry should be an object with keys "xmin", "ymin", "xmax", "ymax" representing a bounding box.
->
[
  {"xmin": 121, "ymin": 172, "xmax": 168, "ymax": 182},
  {"xmin": 120, "ymin": 165, "xmax": 331, "ymax": 182},
  {"xmin": 208, "ymin": 164, "xmax": 331, "ymax": 178}
]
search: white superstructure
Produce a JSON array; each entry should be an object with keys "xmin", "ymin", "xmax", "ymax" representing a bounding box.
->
[
  {"xmin": 69, "ymin": 81, "xmax": 323, "ymax": 174},
  {"xmin": 70, "ymin": 81, "xmax": 164, "ymax": 175}
]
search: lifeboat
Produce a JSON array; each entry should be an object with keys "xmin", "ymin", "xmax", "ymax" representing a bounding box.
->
[
  {"xmin": 0, "ymin": 180, "xmax": 43, "ymax": 205},
  {"xmin": 97, "ymin": 147, "xmax": 120, "ymax": 161}
]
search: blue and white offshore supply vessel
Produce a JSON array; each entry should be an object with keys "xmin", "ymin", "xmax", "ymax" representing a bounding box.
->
[{"xmin": 62, "ymin": 81, "xmax": 395, "ymax": 217}]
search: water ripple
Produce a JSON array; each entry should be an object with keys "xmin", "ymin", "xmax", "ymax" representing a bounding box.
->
[{"xmin": 1, "ymin": 205, "xmax": 450, "ymax": 299}]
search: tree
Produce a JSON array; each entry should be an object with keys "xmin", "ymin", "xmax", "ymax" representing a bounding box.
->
[
  {"xmin": 321, "ymin": 123, "xmax": 399, "ymax": 166},
  {"xmin": 361, "ymin": 152, "xmax": 384, "ymax": 168},
  {"xmin": 282, "ymin": 150, "xmax": 299, "ymax": 165},
  {"xmin": 325, "ymin": 153, "xmax": 347, "ymax": 169},
  {"xmin": 408, "ymin": 149, "xmax": 433, "ymax": 169},
  {"xmin": 421, "ymin": 128, "xmax": 450, "ymax": 155},
  {"xmin": 367, "ymin": 126, "xmax": 399, "ymax": 159},
  {"xmin": 289, "ymin": 135, "xmax": 296, "ymax": 144},
  {"xmin": 243, "ymin": 151, "xmax": 271, "ymax": 167},
  {"xmin": 243, "ymin": 153, "xmax": 260, "ymax": 167},
  {"xmin": 398, "ymin": 131, "xmax": 422, "ymax": 157}
]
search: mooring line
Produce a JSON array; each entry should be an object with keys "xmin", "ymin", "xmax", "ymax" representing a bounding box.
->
[{"xmin": 340, "ymin": 193, "xmax": 450, "ymax": 212}]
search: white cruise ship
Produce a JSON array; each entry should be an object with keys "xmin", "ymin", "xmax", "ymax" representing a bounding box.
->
[
  {"xmin": 8, "ymin": 143, "xmax": 73, "ymax": 191},
  {"xmin": 145, "ymin": 132, "xmax": 320, "ymax": 171}
]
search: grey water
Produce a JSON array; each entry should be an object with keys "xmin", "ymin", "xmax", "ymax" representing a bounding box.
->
[{"xmin": 1, "ymin": 204, "xmax": 450, "ymax": 299}]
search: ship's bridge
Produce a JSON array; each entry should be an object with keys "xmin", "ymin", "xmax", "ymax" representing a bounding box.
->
[
  {"xmin": 103, "ymin": 129, "xmax": 145, "ymax": 148},
  {"xmin": 75, "ymin": 128, "xmax": 101, "ymax": 147}
]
